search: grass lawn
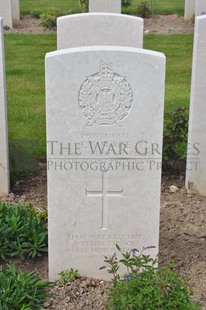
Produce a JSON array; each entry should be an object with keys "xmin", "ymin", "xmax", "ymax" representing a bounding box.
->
[
  {"xmin": 5, "ymin": 33, "xmax": 193, "ymax": 157},
  {"xmin": 144, "ymin": 34, "xmax": 193, "ymax": 112},
  {"xmin": 5, "ymin": 34, "xmax": 56, "ymax": 156},
  {"xmin": 20, "ymin": 0, "xmax": 184, "ymax": 16},
  {"xmin": 20, "ymin": 0, "xmax": 81, "ymax": 16},
  {"xmin": 124, "ymin": 0, "xmax": 184, "ymax": 15}
]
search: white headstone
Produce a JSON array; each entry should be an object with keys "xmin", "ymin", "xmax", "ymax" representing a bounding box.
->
[
  {"xmin": 0, "ymin": 18, "xmax": 9, "ymax": 196},
  {"xmin": 195, "ymin": 0, "xmax": 206, "ymax": 16},
  {"xmin": 184, "ymin": 0, "xmax": 196, "ymax": 20},
  {"xmin": 11, "ymin": 0, "xmax": 20, "ymax": 21},
  {"xmin": 186, "ymin": 16, "xmax": 206, "ymax": 196},
  {"xmin": 89, "ymin": 0, "xmax": 121, "ymax": 13},
  {"xmin": 57, "ymin": 13, "xmax": 143, "ymax": 49},
  {"xmin": 0, "ymin": 0, "xmax": 12, "ymax": 28},
  {"xmin": 46, "ymin": 46, "xmax": 165, "ymax": 281}
]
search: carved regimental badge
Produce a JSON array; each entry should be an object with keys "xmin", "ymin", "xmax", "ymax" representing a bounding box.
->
[{"xmin": 78, "ymin": 62, "xmax": 133, "ymax": 126}]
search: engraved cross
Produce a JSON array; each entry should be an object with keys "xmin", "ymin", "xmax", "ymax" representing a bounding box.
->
[{"xmin": 86, "ymin": 172, "xmax": 123, "ymax": 230}]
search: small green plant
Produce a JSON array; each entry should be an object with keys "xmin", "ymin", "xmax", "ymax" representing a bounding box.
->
[
  {"xmin": 35, "ymin": 209, "xmax": 48, "ymax": 224},
  {"xmin": 137, "ymin": 1, "xmax": 151, "ymax": 18},
  {"xmin": 40, "ymin": 11, "xmax": 59, "ymax": 30},
  {"xmin": 191, "ymin": 13, "xmax": 195, "ymax": 24},
  {"xmin": 190, "ymin": 11, "xmax": 206, "ymax": 24},
  {"xmin": 0, "ymin": 203, "xmax": 48, "ymax": 260},
  {"xmin": 122, "ymin": 0, "xmax": 132, "ymax": 8},
  {"xmin": 79, "ymin": 0, "xmax": 88, "ymax": 12},
  {"xmin": 163, "ymin": 106, "xmax": 189, "ymax": 172},
  {"xmin": 0, "ymin": 264, "xmax": 51, "ymax": 310},
  {"xmin": 31, "ymin": 11, "xmax": 42, "ymax": 18},
  {"xmin": 58, "ymin": 268, "xmax": 79, "ymax": 286},
  {"xmin": 102, "ymin": 245, "xmax": 199, "ymax": 309}
]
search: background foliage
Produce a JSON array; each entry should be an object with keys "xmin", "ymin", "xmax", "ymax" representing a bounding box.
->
[
  {"xmin": 20, "ymin": 0, "xmax": 184, "ymax": 16},
  {"xmin": 5, "ymin": 34, "xmax": 193, "ymax": 158}
]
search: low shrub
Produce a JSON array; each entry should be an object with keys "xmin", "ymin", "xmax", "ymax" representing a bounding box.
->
[
  {"xmin": 0, "ymin": 264, "xmax": 51, "ymax": 310},
  {"xmin": 122, "ymin": 0, "xmax": 132, "ymax": 8},
  {"xmin": 79, "ymin": 0, "xmax": 88, "ymax": 12},
  {"xmin": 0, "ymin": 203, "xmax": 48, "ymax": 260},
  {"xmin": 163, "ymin": 106, "xmax": 189, "ymax": 172},
  {"xmin": 102, "ymin": 245, "xmax": 199, "ymax": 309},
  {"xmin": 40, "ymin": 11, "xmax": 59, "ymax": 30},
  {"xmin": 137, "ymin": 1, "xmax": 151, "ymax": 18}
]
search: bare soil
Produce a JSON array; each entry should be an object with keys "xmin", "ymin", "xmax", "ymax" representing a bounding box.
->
[
  {"xmin": 144, "ymin": 14, "xmax": 194, "ymax": 34},
  {"xmin": 6, "ymin": 14, "xmax": 194, "ymax": 35},
  {"xmin": 0, "ymin": 164, "xmax": 206, "ymax": 309}
]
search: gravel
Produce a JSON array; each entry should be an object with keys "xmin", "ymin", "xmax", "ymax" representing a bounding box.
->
[{"xmin": 44, "ymin": 277, "xmax": 111, "ymax": 310}]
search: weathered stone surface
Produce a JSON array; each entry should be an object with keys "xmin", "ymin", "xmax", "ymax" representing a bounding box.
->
[
  {"xmin": 184, "ymin": 0, "xmax": 196, "ymax": 20},
  {"xmin": 0, "ymin": 18, "xmax": 9, "ymax": 196},
  {"xmin": 11, "ymin": 0, "xmax": 20, "ymax": 21},
  {"xmin": 57, "ymin": 13, "xmax": 143, "ymax": 49},
  {"xmin": 89, "ymin": 0, "xmax": 121, "ymax": 13},
  {"xmin": 46, "ymin": 46, "xmax": 165, "ymax": 281},
  {"xmin": 0, "ymin": 0, "xmax": 12, "ymax": 28},
  {"xmin": 195, "ymin": 0, "xmax": 206, "ymax": 16},
  {"xmin": 186, "ymin": 16, "xmax": 206, "ymax": 195}
]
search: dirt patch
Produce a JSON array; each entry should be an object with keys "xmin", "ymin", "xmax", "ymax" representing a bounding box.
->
[
  {"xmin": 144, "ymin": 14, "xmax": 194, "ymax": 34},
  {"xmin": 45, "ymin": 277, "xmax": 111, "ymax": 310},
  {"xmin": 6, "ymin": 15, "xmax": 55, "ymax": 34},
  {"xmin": 0, "ymin": 164, "xmax": 206, "ymax": 309},
  {"xmin": 5, "ymin": 14, "xmax": 194, "ymax": 35},
  {"xmin": 160, "ymin": 177, "xmax": 206, "ymax": 309},
  {"xmin": 0, "ymin": 163, "xmax": 47, "ymax": 211}
]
